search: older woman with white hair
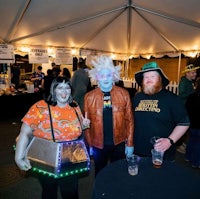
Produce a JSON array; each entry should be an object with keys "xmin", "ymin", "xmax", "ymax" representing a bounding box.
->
[{"xmin": 84, "ymin": 55, "xmax": 134, "ymax": 176}]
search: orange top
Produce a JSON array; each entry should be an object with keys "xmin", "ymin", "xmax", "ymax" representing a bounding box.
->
[{"xmin": 22, "ymin": 100, "xmax": 83, "ymax": 141}]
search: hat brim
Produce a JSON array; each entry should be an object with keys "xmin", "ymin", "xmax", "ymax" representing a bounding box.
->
[
  {"xmin": 182, "ymin": 66, "xmax": 200, "ymax": 73},
  {"xmin": 135, "ymin": 68, "xmax": 169, "ymax": 87}
]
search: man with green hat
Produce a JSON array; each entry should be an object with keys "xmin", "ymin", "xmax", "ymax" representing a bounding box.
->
[{"xmin": 133, "ymin": 62, "xmax": 190, "ymax": 161}]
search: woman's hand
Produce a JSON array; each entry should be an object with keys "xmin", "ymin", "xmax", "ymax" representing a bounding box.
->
[
  {"xmin": 15, "ymin": 157, "xmax": 32, "ymax": 171},
  {"xmin": 82, "ymin": 112, "xmax": 90, "ymax": 129},
  {"xmin": 15, "ymin": 123, "xmax": 33, "ymax": 171}
]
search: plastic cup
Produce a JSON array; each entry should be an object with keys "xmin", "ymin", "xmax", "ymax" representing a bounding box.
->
[
  {"xmin": 126, "ymin": 154, "xmax": 140, "ymax": 176},
  {"xmin": 151, "ymin": 149, "xmax": 164, "ymax": 168}
]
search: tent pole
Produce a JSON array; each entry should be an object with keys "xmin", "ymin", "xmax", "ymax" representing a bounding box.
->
[
  {"xmin": 127, "ymin": 0, "xmax": 132, "ymax": 54},
  {"xmin": 177, "ymin": 52, "xmax": 182, "ymax": 83},
  {"xmin": 134, "ymin": 10, "xmax": 178, "ymax": 51},
  {"xmin": 10, "ymin": 5, "xmax": 127, "ymax": 43},
  {"xmin": 125, "ymin": 58, "xmax": 130, "ymax": 79},
  {"xmin": 132, "ymin": 4, "xmax": 200, "ymax": 29},
  {"xmin": 81, "ymin": 9, "xmax": 126, "ymax": 48},
  {"xmin": 7, "ymin": 0, "xmax": 31, "ymax": 42}
]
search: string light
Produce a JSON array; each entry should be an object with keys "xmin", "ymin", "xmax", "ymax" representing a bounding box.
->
[{"xmin": 31, "ymin": 165, "xmax": 90, "ymax": 178}]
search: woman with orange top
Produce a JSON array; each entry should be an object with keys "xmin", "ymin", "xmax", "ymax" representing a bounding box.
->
[{"xmin": 15, "ymin": 76, "xmax": 90, "ymax": 199}]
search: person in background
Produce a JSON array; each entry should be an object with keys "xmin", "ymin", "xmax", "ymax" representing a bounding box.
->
[
  {"xmin": 133, "ymin": 62, "xmax": 190, "ymax": 161},
  {"xmin": 15, "ymin": 76, "xmax": 90, "ymax": 199},
  {"xmin": 62, "ymin": 67, "xmax": 71, "ymax": 79},
  {"xmin": 71, "ymin": 57, "xmax": 91, "ymax": 112},
  {"xmin": 11, "ymin": 63, "xmax": 21, "ymax": 89},
  {"xmin": 185, "ymin": 77, "xmax": 200, "ymax": 168},
  {"xmin": 51, "ymin": 62, "xmax": 56, "ymax": 69},
  {"xmin": 84, "ymin": 55, "xmax": 134, "ymax": 175},
  {"xmin": 177, "ymin": 64, "xmax": 200, "ymax": 154},
  {"xmin": 115, "ymin": 79, "xmax": 124, "ymax": 87},
  {"xmin": 178, "ymin": 64, "xmax": 200, "ymax": 105},
  {"xmin": 31, "ymin": 65, "xmax": 45, "ymax": 92},
  {"xmin": 41, "ymin": 69, "xmax": 54, "ymax": 97},
  {"xmin": 51, "ymin": 62, "xmax": 61, "ymax": 78}
]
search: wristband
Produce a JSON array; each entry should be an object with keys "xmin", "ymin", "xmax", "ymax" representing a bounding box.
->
[{"xmin": 167, "ymin": 137, "xmax": 174, "ymax": 145}]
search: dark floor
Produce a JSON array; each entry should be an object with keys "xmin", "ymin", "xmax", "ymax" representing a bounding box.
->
[
  {"xmin": 0, "ymin": 118, "xmax": 95, "ymax": 199},
  {"xmin": 0, "ymin": 118, "xmax": 199, "ymax": 199}
]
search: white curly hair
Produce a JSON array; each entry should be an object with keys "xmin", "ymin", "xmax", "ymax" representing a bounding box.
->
[{"xmin": 89, "ymin": 55, "xmax": 121, "ymax": 83}]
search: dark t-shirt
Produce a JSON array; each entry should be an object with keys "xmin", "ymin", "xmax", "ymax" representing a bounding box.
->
[
  {"xmin": 103, "ymin": 92, "xmax": 114, "ymax": 145},
  {"xmin": 43, "ymin": 75, "xmax": 54, "ymax": 95},
  {"xmin": 11, "ymin": 66, "xmax": 20, "ymax": 86},
  {"xmin": 133, "ymin": 89, "xmax": 190, "ymax": 160}
]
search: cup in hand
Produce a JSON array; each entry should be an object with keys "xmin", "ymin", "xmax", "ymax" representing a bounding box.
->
[
  {"xmin": 151, "ymin": 149, "xmax": 164, "ymax": 168},
  {"xmin": 126, "ymin": 154, "xmax": 140, "ymax": 176},
  {"xmin": 150, "ymin": 136, "xmax": 160, "ymax": 146}
]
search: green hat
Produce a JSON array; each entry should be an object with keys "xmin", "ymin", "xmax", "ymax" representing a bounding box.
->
[{"xmin": 135, "ymin": 62, "xmax": 169, "ymax": 87}]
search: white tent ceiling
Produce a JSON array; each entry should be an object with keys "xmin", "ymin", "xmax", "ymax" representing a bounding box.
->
[{"xmin": 1, "ymin": 0, "xmax": 200, "ymax": 58}]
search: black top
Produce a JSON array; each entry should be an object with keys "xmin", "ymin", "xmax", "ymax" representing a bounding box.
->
[
  {"xmin": 43, "ymin": 75, "xmax": 54, "ymax": 95},
  {"xmin": 185, "ymin": 92, "xmax": 200, "ymax": 128},
  {"xmin": 103, "ymin": 92, "xmax": 113, "ymax": 145},
  {"xmin": 133, "ymin": 89, "xmax": 190, "ymax": 160}
]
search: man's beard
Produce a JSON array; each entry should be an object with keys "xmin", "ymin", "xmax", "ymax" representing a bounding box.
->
[{"xmin": 142, "ymin": 80, "xmax": 162, "ymax": 95}]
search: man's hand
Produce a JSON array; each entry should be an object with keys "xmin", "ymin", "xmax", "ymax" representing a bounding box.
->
[{"xmin": 125, "ymin": 146, "xmax": 134, "ymax": 157}]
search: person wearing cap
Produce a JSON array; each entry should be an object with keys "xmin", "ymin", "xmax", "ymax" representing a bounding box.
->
[
  {"xmin": 177, "ymin": 64, "xmax": 200, "ymax": 154},
  {"xmin": 133, "ymin": 61, "xmax": 190, "ymax": 161},
  {"xmin": 178, "ymin": 64, "xmax": 200, "ymax": 105},
  {"xmin": 84, "ymin": 55, "xmax": 134, "ymax": 175}
]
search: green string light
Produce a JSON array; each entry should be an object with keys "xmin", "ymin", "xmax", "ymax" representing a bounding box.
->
[
  {"xmin": 13, "ymin": 144, "xmax": 16, "ymax": 151},
  {"xmin": 31, "ymin": 166, "xmax": 90, "ymax": 178}
]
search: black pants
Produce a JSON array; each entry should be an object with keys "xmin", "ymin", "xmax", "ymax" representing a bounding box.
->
[
  {"xmin": 93, "ymin": 143, "xmax": 125, "ymax": 176},
  {"xmin": 38, "ymin": 174, "xmax": 79, "ymax": 199}
]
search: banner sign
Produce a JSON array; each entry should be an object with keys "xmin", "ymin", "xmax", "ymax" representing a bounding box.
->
[
  {"xmin": 0, "ymin": 44, "xmax": 15, "ymax": 63},
  {"xmin": 80, "ymin": 49, "xmax": 92, "ymax": 56},
  {"xmin": 29, "ymin": 47, "xmax": 49, "ymax": 63},
  {"xmin": 55, "ymin": 48, "xmax": 72, "ymax": 64}
]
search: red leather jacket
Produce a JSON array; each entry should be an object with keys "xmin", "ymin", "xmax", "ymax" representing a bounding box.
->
[{"xmin": 84, "ymin": 86, "xmax": 134, "ymax": 149}]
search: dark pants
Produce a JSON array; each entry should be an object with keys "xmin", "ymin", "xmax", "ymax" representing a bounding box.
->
[
  {"xmin": 185, "ymin": 128, "xmax": 200, "ymax": 167},
  {"xmin": 93, "ymin": 143, "xmax": 125, "ymax": 176},
  {"xmin": 38, "ymin": 175, "xmax": 79, "ymax": 199}
]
